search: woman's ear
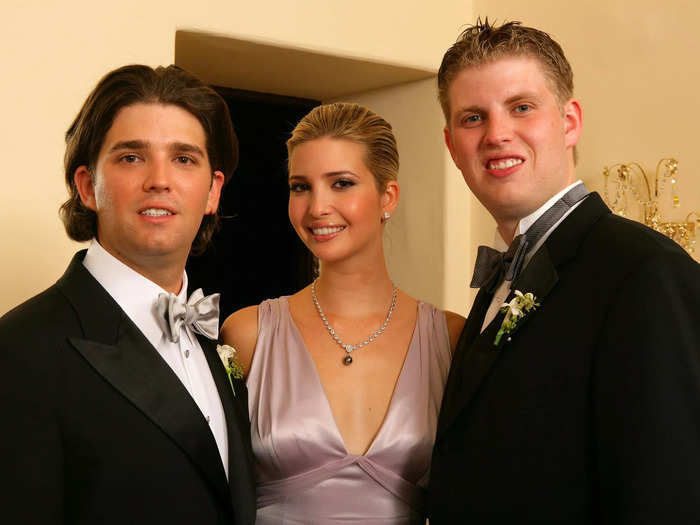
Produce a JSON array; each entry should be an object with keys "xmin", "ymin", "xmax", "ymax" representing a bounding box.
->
[{"xmin": 381, "ymin": 180, "xmax": 400, "ymax": 220}]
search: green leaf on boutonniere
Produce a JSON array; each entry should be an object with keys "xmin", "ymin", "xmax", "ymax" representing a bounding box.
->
[{"xmin": 494, "ymin": 290, "xmax": 540, "ymax": 346}]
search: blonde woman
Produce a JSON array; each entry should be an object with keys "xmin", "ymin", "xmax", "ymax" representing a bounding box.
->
[{"xmin": 222, "ymin": 103, "xmax": 464, "ymax": 524}]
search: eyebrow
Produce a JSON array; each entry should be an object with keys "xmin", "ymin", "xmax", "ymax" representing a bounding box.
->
[
  {"xmin": 455, "ymin": 91, "xmax": 543, "ymax": 115},
  {"xmin": 107, "ymin": 140, "xmax": 205, "ymax": 157},
  {"xmin": 108, "ymin": 140, "xmax": 148, "ymax": 153},
  {"xmin": 288, "ymin": 170, "xmax": 357, "ymax": 181},
  {"xmin": 169, "ymin": 142, "xmax": 205, "ymax": 157}
]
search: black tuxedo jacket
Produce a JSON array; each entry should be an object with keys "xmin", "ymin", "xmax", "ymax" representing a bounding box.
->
[
  {"xmin": 429, "ymin": 193, "xmax": 700, "ymax": 524},
  {"xmin": 0, "ymin": 251, "xmax": 255, "ymax": 524}
]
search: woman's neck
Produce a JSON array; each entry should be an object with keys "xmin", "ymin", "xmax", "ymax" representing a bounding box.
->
[{"xmin": 314, "ymin": 257, "xmax": 394, "ymax": 320}]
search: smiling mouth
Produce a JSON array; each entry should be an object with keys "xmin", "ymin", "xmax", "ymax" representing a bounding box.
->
[
  {"xmin": 487, "ymin": 158, "xmax": 523, "ymax": 170},
  {"xmin": 311, "ymin": 225, "xmax": 346, "ymax": 235},
  {"xmin": 140, "ymin": 208, "xmax": 173, "ymax": 216}
]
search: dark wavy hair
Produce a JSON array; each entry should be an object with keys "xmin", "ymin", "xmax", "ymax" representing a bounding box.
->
[{"xmin": 59, "ymin": 64, "xmax": 238, "ymax": 255}]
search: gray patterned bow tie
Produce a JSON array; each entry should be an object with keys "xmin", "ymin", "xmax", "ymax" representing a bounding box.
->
[
  {"xmin": 470, "ymin": 235, "xmax": 529, "ymax": 292},
  {"xmin": 155, "ymin": 288, "xmax": 220, "ymax": 343},
  {"xmin": 470, "ymin": 183, "xmax": 590, "ymax": 291}
]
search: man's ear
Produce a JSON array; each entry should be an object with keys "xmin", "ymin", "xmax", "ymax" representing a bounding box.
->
[
  {"xmin": 74, "ymin": 166, "xmax": 97, "ymax": 211},
  {"xmin": 444, "ymin": 125, "xmax": 460, "ymax": 168},
  {"xmin": 563, "ymin": 98, "xmax": 583, "ymax": 149},
  {"xmin": 205, "ymin": 170, "xmax": 225, "ymax": 215}
]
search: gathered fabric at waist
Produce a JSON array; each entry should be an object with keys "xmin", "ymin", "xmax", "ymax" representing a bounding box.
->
[{"xmin": 256, "ymin": 455, "xmax": 426, "ymax": 524}]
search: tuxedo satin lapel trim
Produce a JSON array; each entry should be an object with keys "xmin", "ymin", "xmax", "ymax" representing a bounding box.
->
[
  {"xmin": 69, "ymin": 324, "xmax": 231, "ymax": 507},
  {"xmin": 544, "ymin": 192, "xmax": 610, "ymax": 267},
  {"xmin": 57, "ymin": 252, "xmax": 231, "ymax": 507},
  {"xmin": 198, "ymin": 335, "xmax": 255, "ymax": 510}
]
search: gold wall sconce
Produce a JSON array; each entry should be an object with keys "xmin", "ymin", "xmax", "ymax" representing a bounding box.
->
[{"xmin": 602, "ymin": 158, "xmax": 699, "ymax": 254}]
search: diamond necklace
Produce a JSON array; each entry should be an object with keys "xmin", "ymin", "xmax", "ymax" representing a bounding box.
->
[{"xmin": 311, "ymin": 279, "xmax": 398, "ymax": 366}]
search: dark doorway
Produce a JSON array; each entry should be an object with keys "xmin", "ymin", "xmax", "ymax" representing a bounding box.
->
[{"xmin": 187, "ymin": 87, "xmax": 320, "ymax": 323}]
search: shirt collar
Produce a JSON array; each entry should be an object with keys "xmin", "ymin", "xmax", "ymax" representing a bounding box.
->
[
  {"xmin": 82, "ymin": 239, "xmax": 188, "ymax": 349},
  {"xmin": 494, "ymin": 180, "xmax": 583, "ymax": 248}
]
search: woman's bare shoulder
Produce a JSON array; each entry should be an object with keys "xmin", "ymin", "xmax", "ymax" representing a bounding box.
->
[
  {"xmin": 220, "ymin": 305, "xmax": 259, "ymax": 376},
  {"xmin": 443, "ymin": 310, "xmax": 466, "ymax": 354}
]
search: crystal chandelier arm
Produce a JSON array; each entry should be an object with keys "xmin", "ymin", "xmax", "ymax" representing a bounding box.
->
[{"xmin": 626, "ymin": 162, "xmax": 652, "ymax": 202}]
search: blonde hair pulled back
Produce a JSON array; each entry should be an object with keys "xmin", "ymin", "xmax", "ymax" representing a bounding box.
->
[{"xmin": 287, "ymin": 103, "xmax": 398, "ymax": 190}]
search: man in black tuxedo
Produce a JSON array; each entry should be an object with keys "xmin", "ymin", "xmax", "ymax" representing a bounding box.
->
[
  {"xmin": 0, "ymin": 65, "xmax": 255, "ymax": 524},
  {"xmin": 429, "ymin": 20, "xmax": 700, "ymax": 523}
]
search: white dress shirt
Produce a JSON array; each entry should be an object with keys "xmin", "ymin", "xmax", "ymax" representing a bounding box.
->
[
  {"xmin": 481, "ymin": 180, "xmax": 586, "ymax": 332},
  {"xmin": 83, "ymin": 240, "xmax": 229, "ymax": 477}
]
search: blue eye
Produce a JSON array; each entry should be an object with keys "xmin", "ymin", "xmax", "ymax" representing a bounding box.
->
[{"xmin": 514, "ymin": 104, "xmax": 532, "ymax": 113}]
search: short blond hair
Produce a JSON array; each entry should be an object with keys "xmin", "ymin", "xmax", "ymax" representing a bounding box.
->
[
  {"xmin": 438, "ymin": 18, "xmax": 574, "ymax": 121},
  {"xmin": 287, "ymin": 103, "xmax": 399, "ymax": 190}
]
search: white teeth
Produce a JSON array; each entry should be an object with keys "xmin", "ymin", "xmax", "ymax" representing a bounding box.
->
[
  {"xmin": 488, "ymin": 158, "xmax": 523, "ymax": 170},
  {"xmin": 140, "ymin": 208, "xmax": 173, "ymax": 216},
  {"xmin": 312, "ymin": 226, "xmax": 345, "ymax": 235}
]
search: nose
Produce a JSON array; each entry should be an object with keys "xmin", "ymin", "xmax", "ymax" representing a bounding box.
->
[
  {"xmin": 308, "ymin": 187, "xmax": 332, "ymax": 217},
  {"xmin": 483, "ymin": 112, "xmax": 513, "ymax": 146},
  {"xmin": 143, "ymin": 157, "xmax": 171, "ymax": 192}
]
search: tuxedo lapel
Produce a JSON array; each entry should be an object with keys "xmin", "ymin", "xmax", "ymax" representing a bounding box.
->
[
  {"xmin": 57, "ymin": 252, "xmax": 231, "ymax": 507},
  {"xmin": 437, "ymin": 287, "xmax": 493, "ymax": 438},
  {"xmin": 438, "ymin": 194, "xmax": 611, "ymax": 439},
  {"xmin": 438, "ymin": 262, "xmax": 557, "ymax": 439},
  {"xmin": 199, "ymin": 335, "xmax": 255, "ymax": 508}
]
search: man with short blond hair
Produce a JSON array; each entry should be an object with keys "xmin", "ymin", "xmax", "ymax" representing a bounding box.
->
[{"xmin": 430, "ymin": 19, "xmax": 700, "ymax": 523}]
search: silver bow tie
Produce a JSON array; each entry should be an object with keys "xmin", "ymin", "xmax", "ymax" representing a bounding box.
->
[{"xmin": 155, "ymin": 288, "xmax": 220, "ymax": 343}]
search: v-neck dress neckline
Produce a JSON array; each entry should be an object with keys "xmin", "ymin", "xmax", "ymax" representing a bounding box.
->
[
  {"xmin": 246, "ymin": 296, "xmax": 451, "ymax": 524},
  {"xmin": 285, "ymin": 297, "xmax": 419, "ymax": 458}
]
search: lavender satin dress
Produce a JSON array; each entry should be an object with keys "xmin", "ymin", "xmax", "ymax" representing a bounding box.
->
[{"xmin": 246, "ymin": 297, "xmax": 451, "ymax": 524}]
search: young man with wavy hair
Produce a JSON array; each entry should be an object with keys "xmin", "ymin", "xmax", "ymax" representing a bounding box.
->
[{"xmin": 0, "ymin": 65, "xmax": 255, "ymax": 524}]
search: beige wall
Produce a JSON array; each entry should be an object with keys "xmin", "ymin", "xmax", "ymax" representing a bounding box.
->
[
  {"xmin": 5, "ymin": 1, "xmax": 697, "ymax": 316},
  {"xmin": 472, "ymin": 0, "xmax": 700, "ymax": 261},
  {"xmin": 0, "ymin": 0, "xmax": 471, "ymax": 314}
]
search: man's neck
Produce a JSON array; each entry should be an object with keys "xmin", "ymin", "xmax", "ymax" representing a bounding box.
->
[
  {"xmin": 97, "ymin": 242, "xmax": 186, "ymax": 294},
  {"xmin": 496, "ymin": 221, "xmax": 519, "ymax": 245},
  {"xmin": 495, "ymin": 180, "xmax": 583, "ymax": 246}
]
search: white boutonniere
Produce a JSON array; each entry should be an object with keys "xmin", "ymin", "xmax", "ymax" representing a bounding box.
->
[
  {"xmin": 216, "ymin": 344, "xmax": 244, "ymax": 396},
  {"xmin": 494, "ymin": 290, "xmax": 540, "ymax": 346}
]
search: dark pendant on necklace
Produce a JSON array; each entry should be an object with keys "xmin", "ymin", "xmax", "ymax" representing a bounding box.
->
[{"xmin": 343, "ymin": 354, "xmax": 353, "ymax": 365}]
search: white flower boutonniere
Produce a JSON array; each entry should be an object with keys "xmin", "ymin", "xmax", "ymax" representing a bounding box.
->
[
  {"xmin": 494, "ymin": 290, "xmax": 540, "ymax": 346},
  {"xmin": 216, "ymin": 344, "xmax": 244, "ymax": 396}
]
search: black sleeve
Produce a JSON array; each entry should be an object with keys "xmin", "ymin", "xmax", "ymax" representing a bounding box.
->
[
  {"xmin": 0, "ymin": 320, "xmax": 64, "ymax": 524},
  {"xmin": 594, "ymin": 251, "xmax": 700, "ymax": 524}
]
